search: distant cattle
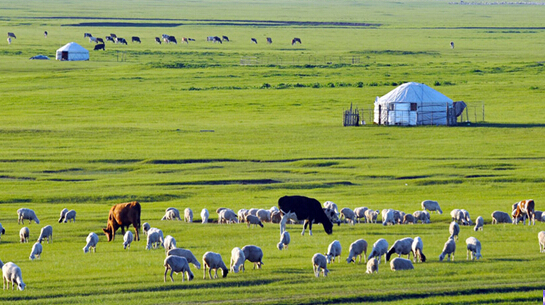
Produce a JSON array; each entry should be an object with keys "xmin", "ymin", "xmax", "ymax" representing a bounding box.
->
[
  {"xmin": 110, "ymin": 33, "xmax": 117, "ymax": 38},
  {"xmin": 89, "ymin": 36, "xmax": 97, "ymax": 43},
  {"xmin": 155, "ymin": 37, "xmax": 161, "ymax": 44},
  {"xmin": 251, "ymin": 38, "xmax": 257, "ymax": 44},
  {"xmin": 96, "ymin": 37, "xmax": 104, "ymax": 44},
  {"xmin": 292, "ymin": 37, "xmax": 301, "ymax": 45},
  {"xmin": 188, "ymin": 38, "xmax": 195, "ymax": 41},
  {"xmin": 266, "ymin": 37, "xmax": 272, "ymax": 44},
  {"xmin": 180, "ymin": 37, "xmax": 188, "ymax": 44},
  {"xmin": 450, "ymin": 41, "xmax": 454, "ymax": 49},
  {"xmin": 512, "ymin": 199, "xmax": 535, "ymax": 225},
  {"xmin": 162, "ymin": 34, "xmax": 170, "ymax": 43},
  {"xmin": 213, "ymin": 36, "xmax": 222, "ymax": 43},
  {"xmin": 132, "ymin": 36, "xmax": 141, "ymax": 43},
  {"xmin": 44, "ymin": 31, "xmax": 48, "ymax": 38},
  {"xmin": 83, "ymin": 33, "xmax": 92, "ymax": 38},
  {"xmin": 105, "ymin": 36, "xmax": 115, "ymax": 43},
  {"xmin": 116, "ymin": 37, "xmax": 128, "ymax": 45},
  {"xmin": 103, "ymin": 201, "xmax": 141, "ymax": 242},
  {"xmin": 207, "ymin": 36, "xmax": 214, "ymax": 42},
  {"xmin": 94, "ymin": 44, "xmax": 105, "ymax": 51},
  {"xmin": 7, "ymin": 37, "xmax": 11, "ymax": 45},
  {"xmin": 222, "ymin": 36, "xmax": 229, "ymax": 42},
  {"xmin": 168, "ymin": 36, "xmax": 177, "ymax": 44},
  {"xmin": 278, "ymin": 195, "xmax": 334, "ymax": 236}
]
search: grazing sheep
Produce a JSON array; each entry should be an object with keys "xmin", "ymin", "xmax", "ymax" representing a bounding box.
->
[
  {"xmin": 411, "ymin": 236, "xmax": 426, "ymax": 263},
  {"xmin": 390, "ymin": 257, "xmax": 414, "ymax": 271},
  {"xmin": 245, "ymin": 215, "xmax": 264, "ymax": 228},
  {"xmin": 237, "ymin": 209, "xmax": 249, "ymax": 223},
  {"xmin": 403, "ymin": 214, "xmax": 416, "ymax": 224},
  {"xmin": 450, "ymin": 209, "xmax": 466, "ymax": 225},
  {"xmin": 19, "ymin": 227, "xmax": 29, "ymax": 243},
  {"xmin": 58, "ymin": 208, "xmax": 68, "ymax": 223},
  {"xmin": 381, "ymin": 209, "xmax": 395, "ymax": 226},
  {"xmin": 539, "ymin": 231, "xmax": 545, "ymax": 253},
  {"xmin": 163, "ymin": 235, "xmax": 177, "ymax": 253},
  {"xmin": 461, "ymin": 209, "xmax": 472, "ymax": 225},
  {"xmin": 312, "ymin": 253, "xmax": 329, "ymax": 277},
  {"xmin": 534, "ymin": 210, "xmax": 543, "ymax": 222},
  {"xmin": 201, "ymin": 208, "xmax": 209, "ymax": 224},
  {"xmin": 216, "ymin": 207, "xmax": 228, "ymax": 214},
  {"xmin": 323, "ymin": 201, "xmax": 339, "ymax": 216},
  {"xmin": 184, "ymin": 208, "xmax": 193, "ymax": 223},
  {"xmin": 62, "ymin": 210, "xmax": 76, "ymax": 223},
  {"xmin": 439, "ymin": 237, "xmax": 456, "ymax": 261},
  {"xmin": 37, "ymin": 225, "xmax": 53, "ymax": 244},
  {"xmin": 83, "ymin": 232, "xmax": 99, "ymax": 253},
  {"xmin": 147, "ymin": 228, "xmax": 164, "ymax": 246},
  {"xmin": 466, "ymin": 237, "xmax": 482, "ymax": 260},
  {"xmin": 2, "ymin": 262, "xmax": 25, "ymax": 291},
  {"xmin": 143, "ymin": 222, "xmax": 151, "ymax": 234},
  {"xmin": 123, "ymin": 231, "xmax": 133, "ymax": 250},
  {"xmin": 161, "ymin": 209, "xmax": 178, "ymax": 221},
  {"xmin": 17, "ymin": 208, "xmax": 40, "ymax": 225},
  {"xmin": 326, "ymin": 240, "xmax": 342, "ymax": 264},
  {"xmin": 242, "ymin": 245, "xmax": 264, "ymax": 269},
  {"xmin": 354, "ymin": 207, "xmax": 368, "ymax": 223},
  {"xmin": 368, "ymin": 238, "xmax": 389, "ymax": 264},
  {"xmin": 230, "ymin": 247, "xmax": 246, "ymax": 273},
  {"xmin": 270, "ymin": 211, "xmax": 282, "ymax": 224},
  {"xmin": 29, "ymin": 242, "xmax": 43, "ymax": 260},
  {"xmin": 413, "ymin": 210, "xmax": 430, "ymax": 224},
  {"xmin": 366, "ymin": 257, "xmax": 379, "ymax": 274},
  {"xmin": 474, "ymin": 216, "xmax": 484, "ymax": 231},
  {"xmin": 202, "ymin": 251, "xmax": 229, "ymax": 279},
  {"xmin": 324, "ymin": 208, "xmax": 341, "ymax": 226},
  {"xmin": 421, "ymin": 200, "xmax": 443, "ymax": 214},
  {"xmin": 491, "ymin": 211, "xmax": 512, "ymax": 224},
  {"xmin": 393, "ymin": 210, "xmax": 406, "ymax": 224},
  {"xmin": 365, "ymin": 209, "xmax": 379, "ymax": 223},
  {"xmin": 277, "ymin": 231, "xmax": 291, "ymax": 250},
  {"xmin": 146, "ymin": 231, "xmax": 164, "ymax": 250},
  {"xmin": 218, "ymin": 209, "xmax": 238, "ymax": 224},
  {"xmin": 449, "ymin": 221, "xmax": 460, "ymax": 241},
  {"xmin": 167, "ymin": 248, "xmax": 201, "ymax": 269},
  {"xmin": 247, "ymin": 208, "xmax": 259, "ymax": 216},
  {"xmin": 340, "ymin": 208, "xmax": 356, "ymax": 225},
  {"xmin": 257, "ymin": 209, "xmax": 271, "ymax": 222},
  {"xmin": 164, "ymin": 255, "xmax": 194, "ymax": 282},
  {"xmin": 386, "ymin": 237, "xmax": 414, "ymax": 261},
  {"xmin": 346, "ymin": 239, "xmax": 368, "ymax": 263}
]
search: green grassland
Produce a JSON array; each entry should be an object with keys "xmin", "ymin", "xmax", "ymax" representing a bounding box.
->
[{"xmin": 1, "ymin": 0, "xmax": 545, "ymax": 304}]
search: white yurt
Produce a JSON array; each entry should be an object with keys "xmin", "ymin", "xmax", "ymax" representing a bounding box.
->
[
  {"xmin": 373, "ymin": 82, "xmax": 456, "ymax": 126},
  {"xmin": 56, "ymin": 42, "xmax": 89, "ymax": 61}
]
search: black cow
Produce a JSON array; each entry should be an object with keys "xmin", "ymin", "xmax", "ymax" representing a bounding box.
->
[
  {"xmin": 168, "ymin": 36, "xmax": 177, "ymax": 44},
  {"xmin": 266, "ymin": 37, "xmax": 272, "ymax": 44},
  {"xmin": 110, "ymin": 33, "xmax": 117, "ymax": 38},
  {"xmin": 116, "ymin": 37, "xmax": 127, "ymax": 45},
  {"xmin": 292, "ymin": 37, "xmax": 301, "ymax": 45},
  {"xmin": 106, "ymin": 36, "xmax": 115, "ymax": 43},
  {"xmin": 132, "ymin": 36, "xmax": 141, "ymax": 43},
  {"xmin": 278, "ymin": 195, "xmax": 333, "ymax": 236},
  {"xmin": 155, "ymin": 37, "xmax": 161, "ymax": 44},
  {"xmin": 96, "ymin": 37, "xmax": 104, "ymax": 44},
  {"xmin": 94, "ymin": 44, "xmax": 105, "ymax": 51},
  {"xmin": 222, "ymin": 35, "xmax": 229, "ymax": 42},
  {"xmin": 213, "ymin": 36, "xmax": 222, "ymax": 44},
  {"xmin": 251, "ymin": 38, "xmax": 257, "ymax": 44},
  {"xmin": 44, "ymin": 31, "xmax": 48, "ymax": 38},
  {"xmin": 83, "ymin": 33, "xmax": 92, "ymax": 38}
]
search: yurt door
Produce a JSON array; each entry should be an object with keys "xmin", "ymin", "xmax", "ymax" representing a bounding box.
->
[{"xmin": 62, "ymin": 51, "xmax": 69, "ymax": 61}]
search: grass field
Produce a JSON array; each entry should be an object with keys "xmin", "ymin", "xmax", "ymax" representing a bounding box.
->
[{"xmin": 1, "ymin": 0, "xmax": 545, "ymax": 304}]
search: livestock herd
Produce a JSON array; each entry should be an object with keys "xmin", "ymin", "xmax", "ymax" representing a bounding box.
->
[{"xmin": 0, "ymin": 196, "xmax": 542, "ymax": 290}]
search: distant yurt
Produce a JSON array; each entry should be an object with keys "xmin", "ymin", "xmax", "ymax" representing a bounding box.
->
[
  {"xmin": 374, "ymin": 82, "xmax": 459, "ymax": 126},
  {"xmin": 56, "ymin": 42, "xmax": 89, "ymax": 61}
]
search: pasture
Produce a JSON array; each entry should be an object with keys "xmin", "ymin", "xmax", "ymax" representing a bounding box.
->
[{"xmin": 1, "ymin": 0, "xmax": 545, "ymax": 304}]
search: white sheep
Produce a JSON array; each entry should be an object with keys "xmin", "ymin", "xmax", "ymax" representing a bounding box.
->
[
  {"xmin": 382, "ymin": 209, "xmax": 395, "ymax": 226},
  {"xmin": 491, "ymin": 211, "xmax": 512, "ymax": 224},
  {"xmin": 450, "ymin": 209, "xmax": 466, "ymax": 225},
  {"xmin": 326, "ymin": 240, "xmax": 342, "ymax": 264},
  {"xmin": 63, "ymin": 210, "xmax": 76, "ymax": 223},
  {"xmin": 411, "ymin": 236, "xmax": 426, "ymax": 263},
  {"xmin": 421, "ymin": 200, "xmax": 443, "ymax": 214},
  {"xmin": 83, "ymin": 232, "xmax": 99, "ymax": 253},
  {"xmin": 202, "ymin": 251, "xmax": 229, "ymax": 279},
  {"xmin": 257, "ymin": 209, "xmax": 271, "ymax": 222},
  {"xmin": 161, "ymin": 209, "xmax": 178, "ymax": 221},
  {"xmin": 184, "ymin": 208, "xmax": 193, "ymax": 223},
  {"xmin": 247, "ymin": 208, "xmax": 258, "ymax": 216},
  {"xmin": 393, "ymin": 210, "xmax": 406, "ymax": 224},
  {"xmin": 466, "ymin": 237, "xmax": 482, "ymax": 260},
  {"xmin": 354, "ymin": 207, "xmax": 368, "ymax": 223},
  {"xmin": 237, "ymin": 209, "xmax": 249, "ymax": 223},
  {"xmin": 163, "ymin": 235, "xmax": 177, "ymax": 253},
  {"xmin": 201, "ymin": 208, "xmax": 209, "ymax": 224},
  {"xmin": 37, "ymin": 225, "xmax": 53, "ymax": 244},
  {"xmin": 449, "ymin": 221, "xmax": 460, "ymax": 241},
  {"xmin": 346, "ymin": 239, "xmax": 368, "ymax": 263},
  {"xmin": 147, "ymin": 227, "xmax": 164, "ymax": 247},
  {"xmin": 58, "ymin": 208, "xmax": 68, "ymax": 223},
  {"xmin": 271, "ymin": 211, "xmax": 282, "ymax": 224},
  {"xmin": 123, "ymin": 231, "xmax": 133, "ymax": 250},
  {"xmin": 461, "ymin": 209, "xmax": 472, "ymax": 225},
  {"xmin": 167, "ymin": 248, "xmax": 201, "ymax": 269},
  {"xmin": 365, "ymin": 209, "xmax": 379, "ymax": 224},
  {"xmin": 230, "ymin": 247, "xmax": 246, "ymax": 273},
  {"xmin": 390, "ymin": 257, "xmax": 414, "ymax": 271},
  {"xmin": 19, "ymin": 227, "xmax": 29, "ymax": 243},
  {"xmin": 277, "ymin": 231, "xmax": 291, "ymax": 250},
  {"xmin": 2, "ymin": 262, "xmax": 25, "ymax": 291},
  {"xmin": 29, "ymin": 242, "xmax": 43, "ymax": 260},
  {"xmin": 143, "ymin": 222, "xmax": 151, "ymax": 234},
  {"xmin": 539, "ymin": 231, "xmax": 545, "ymax": 253},
  {"xmin": 17, "ymin": 208, "xmax": 40, "ymax": 225},
  {"xmin": 474, "ymin": 216, "xmax": 484, "ymax": 231},
  {"xmin": 323, "ymin": 201, "xmax": 339, "ymax": 216},
  {"xmin": 312, "ymin": 253, "xmax": 329, "ymax": 277},
  {"xmin": 340, "ymin": 208, "xmax": 356, "ymax": 225},
  {"xmin": 218, "ymin": 209, "xmax": 238, "ymax": 224},
  {"xmin": 245, "ymin": 215, "xmax": 264, "ymax": 228},
  {"xmin": 368, "ymin": 238, "xmax": 389, "ymax": 264},
  {"xmin": 166, "ymin": 207, "xmax": 182, "ymax": 220},
  {"xmin": 164, "ymin": 255, "xmax": 194, "ymax": 282},
  {"xmin": 439, "ymin": 237, "xmax": 456, "ymax": 261},
  {"xmin": 366, "ymin": 257, "xmax": 379, "ymax": 274},
  {"xmin": 403, "ymin": 214, "xmax": 416, "ymax": 224},
  {"xmin": 413, "ymin": 211, "xmax": 430, "ymax": 224},
  {"xmin": 242, "ymin": 245, "xmax": 264, "ymax": 269},
  {"xmin": 146, "ymin": 231, "xmax": 164, "ymax": 250},
  {"xmin": 386, "ymin": 237, "xmax": 414, "ymax": 261}
]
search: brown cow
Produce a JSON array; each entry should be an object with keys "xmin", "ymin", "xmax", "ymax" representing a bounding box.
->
[
  {"xmin": 512, "ymin": 199, "xmax": 535, "ymax": 225},
  {"xmin": 103, "ymin": 201, "xmax": 141, "ymax": 242}
]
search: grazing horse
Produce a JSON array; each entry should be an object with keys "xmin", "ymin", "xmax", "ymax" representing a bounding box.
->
[
  {"xmin": 291, "ymin": 37, "xmax": 301, "ymax": 45},
  {"xmin": 83, "ymin": 33, "xmax": 92, "ymax": 38},
  {"xmin": 512, "ymin": 199, "xmax": 535, "ymax": 225},
  {"xmin": 251, "ymin": 38, "xmax": 257, "ymax": 44},
  {"xmin": 266, "ymin": 37, "xmax": 272, "ymax": 44},
  {"xmin": 155, "ymin": 37, "xmax": 161, "ymax": 44},
  {"xmin": 94, "ymin": 44, "xmax": 105, "ymax": 51},
  {"xmin": 132, "ymin": 36, "xmax": 141, "ymax": 43},
  {"xmin": 222, "ymin": 35, "xmax": 229, "ymax": 42}
]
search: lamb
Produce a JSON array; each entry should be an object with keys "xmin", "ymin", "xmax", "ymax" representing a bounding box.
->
[
  {"xmin": 439, "ymin": 237, "xmax": 456, "ymax": 261},
  {"xmin": 245, "ymin": 215, "xmax": 264, "ymax": 228},
  {"xmin": 312, "ymin": 253, "xmax": 329, "ymax": 277},
  {"xmin": 230, "ymin": 247, "xmax": 246, "ymax": 273},
  {"xmin": 403, "ymin": 214, "xmax": 416, "ymax": 224},
  {"xmin": 466, "ymin": 237, "xmax": 482, "ymax": 260},
  {"xmin": 17, "ymin": 208, "xmax": 40, "ymax": 224},
  {"xmin": 365, "ymin": 209, "xmax": 379, "ymax": 223},
  {"xmin": 62, "ymin": 209, "xmax": 76, "ymax": 223},
  {"xmin": 539, "ymin": 231, "xmax": 545, "ymax": 253},
  {"xmin": 326, "ymin": 240, "xmax": 342, "ymax": 264},
  {"xmin": 58, "ymin": 208, "xmax": 68, "ymax": 223},
  {"xmin": 449, "ymin": 221, "xmax": 460, "ymax": 241},
  {"xmin": 411, "ymin": 236, "xmax": 426, "ymax": 263},
  {"xmin": 421, "ymin": 200, "xmax": 443, "ymax": 214},
  {"xmin": 491, "ymin": 211, "xmax": 512, "ymax": 224},
  {"xmin": 277, "ymin": 231, "xmax": 291, "ymax": 250},
  {"xmin": 354, "ymin": 207, "xmax": 368, "ymax": 223},
  {"xmin": 29, "ymin": 242, "xmax": 43, "ymax": 260},
  {"xmin": 19, "ymin": 227, "xmax": 29, "ymax": 243},
  {"xmin": 242, "ymin": 245, "xmax": 264, "ymax": 269},
  {"xmin": 123, "ymin": 231, "xmax": 133, "ymax": 250},
  {"xmin": 257, "ymin": 209, "xmax": 271, "ymax": 222},
  {"xmin": 201, "ymin": 208, "xmax": 209, "ymax": 223},
  {"xmin": 184, "ymin": 208, "xmax": 193, "ymax": 223},
  {"xmin": 163, "ymin": 235, "xmax": 177, "ymax": 253},
  {"xmin": 381, "ymin": 209, "xmax": 395, "ymax": 226},
  {"xmin": 83, "ymin": 232, "xmax": 98, "ymax": 253},
  {"xmin": 164, "ymin": 255, "xmax": 194, "ymax": 282},
  {"xmin": 218, "ymin": 209, "xmax": 238, "ymax": 224},
  {"xmin": 167, "ymin": 248, "xmax": 201, "ymax": 269},
  {"xmin": 2, "ymin": 262, "xmax": 25, "ymax": 291},
  {"xmin": 366, "ymin": 257, "xmax": 379, "ymax": 274},
  {"xmin": 346, "ymin": 239, "xmax": 368, "ymax": 263},
  {"xmin": 390, "ymin": 257, "xmax": 414, "ymax": 271},
  {"xmin": 386, "ymin": 237, "xmax": 414, "ymax": 261},
  {"xmin": 413, "ymin": 211, "xmax": 430, "ymax": 224},
  {"xmin": 37, "ymin": 225, "xmax": 53, "ymax": 243},
  {"xmin": 474, "ymin": 216, "xmax": 484, "ymax": 231},
  {"xmin": 340, "ymin": 207, "xmax": 356, "ymax": 225},
  {"xmin": 146, "ymin": 231, "xmax": 164, "ymax": 250},
  {"xmin": 368, "ymin": 238, "xmax": 389, "ymax": 264},
  {"xmin": 202, "ymin": 251, "xmax": 229, "ymax": 279}
]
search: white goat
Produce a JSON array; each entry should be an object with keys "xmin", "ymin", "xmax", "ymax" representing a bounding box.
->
[
  {"xmin": 201, "ymin": 208, "xmax": 209, "ymax": 224},
  {"xmin": 83, "ymin": 232, "xmax": 99, "ymax": 253},
  {"xmin": 202, "ymin": 251, "xmax": 229, "ymax": 279},
  {"xmin": 230, "ymin": 247, "xmax": 246, "ymax": 273},
  {"xmin": 439, "ymin": 237, "xmax": 456, "ymax": 261},
  {"xmin": 466, "ymin": 237, "xmax": 482, "ymax": 260},
  {"xmin": 386, "ymin": 237, "xmax": 414, "ymax": 261},
  {"xmin": 312, "ymin": 253, "xmax": 329, "ymax": 277},
  {"xmin": 164, "ymin": 255, "xmax": 194, "ymax": 282},
  {"xmin": 29, "ymin": 242, "xmax": 43, "ymax": 260},
  {"xmin": 421, "ymin": 200, "xmax": 443, "ymax": 214},
  {"xmin": 167, "ymin": 248, "xmax": 201, "ymax": 269},
  {"xmin": 366, "ymin": 257, "xmax": 379, "ymax": 274},
  {"xmin": 411, "ymin": 237, "xmax": 426, "ymax": 263},
  {"xmin": 123, "ymin": 231, "xmax": 133, "ymax": 250},
  {"xmin": 277, "ymin": 231, "xmax": 291, "ymax": 250},
  {"xmin": 184, "ymin": 208, "xmax": 193, "ymax": 223},
  {"xmin": 17, "ymin": 208, "xmax": 40, "ymax": 224},
  {"xmin": 474, "ymin": 216, "xmax": 484, "ymax": 231},
  {"xmin": 368, "ymin": 238, "xmax": 389, "ymax": 264},
  {"xmin": 242, "ymin": 245, "xmax": 264, "ymax": 269},
  {"xmin": 390, "ymin": 257, "xmax": 414, "ymax": 271},
  {"xmin": 37, "ymin": 225, "xmax": 53, "ymax": 243},
  {"xmin": 19, "ymin": 227, "xmax": 29, "ymax": 243},
  {"xmin": 2, "ymin": 262, "xmax": 25, "ymax": 291},
  {"xmin": 449, "ymin": 221, "xmax": 460, "ymax": 241},
  {"xmin": 346, "ymin": 239, "xmax": 368, "ymax": 263},
  {"xmin": 326, "ymin": 240, "xmax": 342, "ymax": 264}
]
